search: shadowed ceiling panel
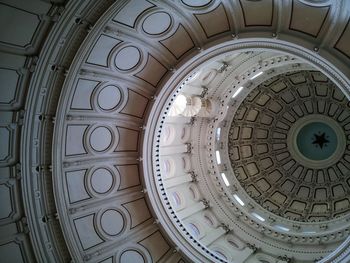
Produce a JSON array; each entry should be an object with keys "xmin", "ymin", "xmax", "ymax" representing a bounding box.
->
[
  {"xmin": 0, "ymin": 183, "xmax": 17, "ymax": 221},
  {"xmin": 112, "ymin": 0, "xmax": 154, "ymax": 28},
  {"xmin": 139, "ymin": 231, "xmax": 171, "ymax": 262},
  {"xmin": 122, "ymin": 198, "xmax": 152, "ymax": 228},
  {"xmin": 117, "ymin": 164, "xmax": 140, "ymax": 190},
  {"xmin": 115, "ymin": 127, "xmax": 139, "ymax": 152},
  {"xmin": 0, "ymin": 4, "xmax": 40, "ymax": 47},
  {"xmin": 70, "ymin": 79, "xmax": 99, "ymax": 110},
  {"xmin": 194, "ymin": 3, "xmax": 230, "ymax": 37},
  {"xmin": 0, "ymin": 53, "xmax": 27, "ymax": 111},
  {"xmin": 65, "ymin": 125, "xmax": 88, "ymax": 156},
  {"xmin": 0, "ymin": 69, "xmax": 19, "ymax": 105},
  {"xmin": 65, "ymin": 169, "xmax": 90, "ymax": 203},
  {"xmin": 335, "ymin": 19, "xmax": 350, "ymax": 59},
  {"xmin": 86, "ymin": 35, "xmax": 121, "ymax": 67},
  {"xmin": 120, "ymin": 89, "xmax": 149, "ymax": 118},
  {"xmin": 0, "ymin": 127, "xmax": 13, "ymax": 164},
  {"xmin": 73, "ymin": 214, "xmax": 104, "ymax": 250},
  {"xmin": 239, "ymin": 0, "xmax": 274, "ymax": 26},
  {"xmin": 289, "ymin": 0, "xmax": 330, "ymax": 37},
  {"xmin": 0, "ymin": 241, "xmax": 28, "ymax": 263},
  {"xmin": 135, "ymin": 55, "xmax": 168, "ymax": 87},
  {"xmin": 160, "ymin": 24, "xmax": 195, "ymax": 59}
]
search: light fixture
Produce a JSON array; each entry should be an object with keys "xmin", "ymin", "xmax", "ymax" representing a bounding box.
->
[
  {"xmin": 303, "ymin": 231, "xmax": 316, "ymax": 234},
  {"xmin": 233, "ymin": 194, "xmax": 245, "ymax": 206},
  {"xmin": 216, "ymin": 127, "xmax": 221, "ymax": 140},
  {"xmin": 252, "ymin": 212, "xmax": 265, "ymax": 222},
  {"xmin": 215, "ymin": 150, "xmax": 221, "ymax": 164},
  {"xmin": 275, "ymin": 225, "xmax": 290, "ymax": 232},
  {"xmin": 221, "ymin": 173, "xmax": 230, "ymax": 186},
  {"xmin": 232, "ymin": 86, "xmax": 244, "ymax": 98},
  {"xmin": 250, "ymin": 71, "xmax": 263, "ymax": 80}
]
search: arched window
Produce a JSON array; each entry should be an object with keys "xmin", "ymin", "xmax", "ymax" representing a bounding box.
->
[
  {"xmin": 162, "ymin": 125, "xmax": 175, "ymax": 145},
  {"xmin": 187, "ymin": 223, "xmax": 200, "ymax": 238},
  {"xmin": 213, "ymin": 250, "xmax": 227, "ymax": 260},
  {"xmin": 172, "ymin": 192, "xmax": 182, "ymax": 208}
]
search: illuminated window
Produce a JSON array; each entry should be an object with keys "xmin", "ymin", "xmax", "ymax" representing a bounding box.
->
[
  {"xmin": 250, "ymin": 71, "xmax": 263, "ymax": 80},
  {"xmin": 275, "ymin": 225, "xmax": 290, "ymax": 232},
  {"xmin": 252, "ymin": 212, "xmax": 265, "ymax": 222},
  {"xmin": 215, "ymin": 150, "xmax": 221, "ymax": 164},
  {"xmin": 233, "ymin": 194, "xmax": 245, "ymax": 206},
  {"xmin": 172, "ymin": 192, "xmax": 182, "ymax": 208},
  {"xmin": 232, "ymin": 86, "xmax": 244, "ymax": 98},
  {"xmin": 204, "ymin": 215, "xmax": 214, "ymax": 226},
  {"xmin": 221, "ymin": 173, "xmax": 230, "ymax": 186},
  {"xmin": 188, "ymin": 223, "xmax": 200, "ymax": 238},
  {"xmin": 162, "ymin": 158, "xmax": 175, "ymax": 177},
  {"xmin": 213, "ymin": 250, "xmax": 227, "ymax": 260},
  {"xmin": 216, "ymin": 127, "xmax": 221, "ymax": 141}
]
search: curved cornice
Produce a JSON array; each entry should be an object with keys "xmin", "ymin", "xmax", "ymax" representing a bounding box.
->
[{"xmin": 143, "ymin": 38, "xmax": 350, "ymax": 262}]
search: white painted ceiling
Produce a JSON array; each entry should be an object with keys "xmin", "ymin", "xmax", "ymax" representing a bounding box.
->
[{"xmin": 1, "ymin": 0, "xmax": 350, "ymax": 262}]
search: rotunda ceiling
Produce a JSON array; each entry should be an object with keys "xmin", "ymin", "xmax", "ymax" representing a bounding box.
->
[
  {"xmin": 228, "ymin": 70, "xmax": 350, "ymax": 222},
  {"xmin": 5, "ymin": 0, "xmax": 350, "ymax": 263},
  {"xmin": 146, "ymin": 45, "xmax": 350, "ymax": 262}
]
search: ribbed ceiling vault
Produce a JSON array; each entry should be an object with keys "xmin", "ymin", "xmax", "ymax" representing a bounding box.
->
[{"xmin": 1, "ymin": 0, "xmax": 350, "ymax": 263}]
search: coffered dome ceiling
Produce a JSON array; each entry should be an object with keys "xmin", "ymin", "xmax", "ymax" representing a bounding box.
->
[
  {"xmin": 2, "ymin": 0, "xmax": 350, "ymax": 263},
  {"xmin": 228, "ymin": 70, "xmax": 350, "ymax": 222},
  {"xmin": 148, "ymin": 48, "xmax": 350, "ymax": 262}
]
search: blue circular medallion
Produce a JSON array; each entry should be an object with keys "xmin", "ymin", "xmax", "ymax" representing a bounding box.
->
[{"xmin": 296, "ymin": 122, "xmax": 337, "ymax": 160}]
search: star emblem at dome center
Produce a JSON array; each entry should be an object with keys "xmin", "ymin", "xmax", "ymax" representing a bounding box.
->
[{"xmin": 312, "ymin": 132, "xmax": 329, "ymax": 149}]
